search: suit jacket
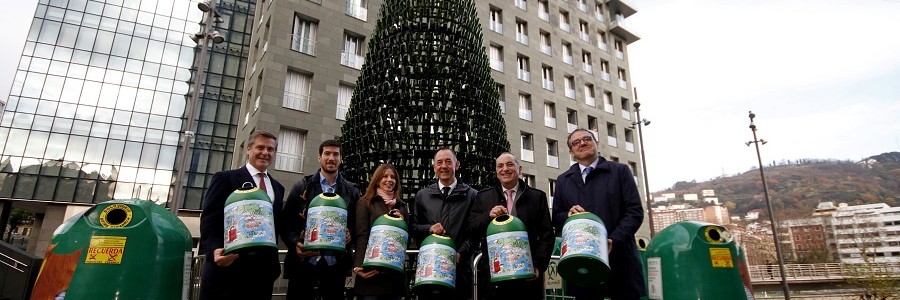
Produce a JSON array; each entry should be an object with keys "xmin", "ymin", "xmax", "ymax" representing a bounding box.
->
[
  {"xmin": 469, "ymin": 179, "xmax": 555, "ymax": 274},
  {"xmin": 278, "ymin": 172, "xmax": 361, "ymax": 278},
  {"xmin": 199, "ymin": 166, "xmax": 285, "ymax": 282},
  {"xmin": 551, "ymin": 157, "xmax": 645, "ymax": 298}
]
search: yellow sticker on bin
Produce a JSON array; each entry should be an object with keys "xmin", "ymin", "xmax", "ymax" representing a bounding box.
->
[
  {"xmin": 709, "ymin": 248, "xmax": 733, "ymax": 268},
  {"xmin": 86, "ymin": 236, "xmax": 127, "ymax": 264}
]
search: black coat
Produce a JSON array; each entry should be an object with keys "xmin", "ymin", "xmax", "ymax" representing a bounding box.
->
[
  {"xmin": 278, "ymin": 172, "xmax": 361, "ymax": 278},
  {"xmin": 469, "ymin": 179, "xmax": 555, "ymax": 274},
  {"xmin": 353, "ymin": 196, "xmax": 410, "ymax": 296},
  {"xmin": 552, "ymin": 157, "xmax": 645, "ymax": 298},
  {"xmin": 199, "ymin": 166, "xmax": 285, "ymax": 282}
]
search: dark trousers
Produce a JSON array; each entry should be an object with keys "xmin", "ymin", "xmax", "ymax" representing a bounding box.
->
[
  {"xmin": 286, "ymin": 258, "xmax": 348, "ymax": 300},
  {"xmin": 566, "ymin": 284, "xmax": 640, "ymax": 300},
  {"xmin": 200, "ymin": 276, "xmax": 275, "ymax": 300},
  {"xmin": 475, "ymin": 266, "xmax": 543, "ymax": 300}
]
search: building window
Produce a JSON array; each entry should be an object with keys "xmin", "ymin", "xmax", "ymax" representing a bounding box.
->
[
  {"xmin": 566, "ymin": 109, "xmax": 578, "ymax": 133},
  {"xmin": 544, "ymin": 102, "xmax": 557, "ymax": 128},
  {"xmin": 291, "ymin": 16, "xmax": 317, "ymax": 55},
  {"xmin": 517, "ymin": 55, "xmax": 531, "ymax": 82},
  {"xmin": 603, "ymin": 90, "xmax": 614, "ymax": 113},
  {"xmin": 496, "ymin": 84, "xmax": 506, "ymax": 114},
  {"xmin": 518, "ymin": 93, "xmax": 532, "ymax": 121},
  {"xmin": 594, "ymin": 2, "xmax": 605, "ymax": 21},
  {"xmin": 562, "ymin": 42, "xmax": 573, "ymax": 65},
  {"xmin": 540, "ymin": 31, "xmax": 552, "ymax": 55},
  {"xmin": 587, "ymin": 115, "xmax": 599, "ymax": 138},
  {"xmin": 516, "ymin": 0, "xmax": 527, "ymax": 10},
  {"xmin": 345, "ymin": 0, "xmax": 368, "ymax": 21},
  {"xmin": 489, "ymin": 44, "xmax": 504, "ymax": 71},
  {"xmin": 607, "ymin": 122, "xmax": 618, "ymax": 147},
  {"xmin": 618, "ymin": 68, "xmax": 628, "ymax": 89},
  {"xmin": 276, "ymin": 128, "xmax": 306, "ymax": 173},
  {"xmin": 516, "ymin": 20, "xmax": 529, "ymax": 45},
  {"xmin": 336, "ymin": 84, "xmax": 353, "ymax": 120},
  {"xmin": 538, "ymin": 0, "xmax": 550, "ymax": 21},
  {"xmin": 596, "ymin": 30, "xmax": 608, "ymax": 51},
  {"xmin": 524, "ymin": 174, "xmax": 536, "ymax": 187},
  {"xmin": 624, "ymin": 128, "xmax": 635, "ymax": 152},
  {"xmin": 559, "ymin": 11, "xmax": 570, "ymax": 32},
  {"xmin": 541, "ymin": 66, "xmax": 554, "ymax": 91},
  {"xmin": 584, "ymin": 84, "xmax": 596, "ymax": 107},
  {"xmin": 621, "ymin": 97, "xmax": 631, "ymax": 120},
  {"xmin": 614, "ymin": 39, "xmax": 625, "ymax": 59},
  {"xmin": 579, "ymin": 20, "xmax": 590, "ymax": 42},
  {"xmin": 547, "ymin": 139, "xmax": 559, "ymax": 168},
  {"xmin": 341, "ymin": 33, "xmax": 365, "ymax": 69},
  {"xmin": 490, "ymin": 8, "xmax": 503, "ymax": 33},
  {"xmin": 284, "ymin": 70, "xmax": 311, "ymax": 111},
  {"xmin": 564, "ymin": 76, "xmax": 575, "ymax": 99},
  {"xmin": 600, "ymin": 60, "xmax": 610, "ymax": 81},
  {"xmin": 521, "ymin": 132, "xmax": 535, "ymax": 162},
  {"xmin": 581, "ymin": 51, "xmax": 593, "ymax": 74}
]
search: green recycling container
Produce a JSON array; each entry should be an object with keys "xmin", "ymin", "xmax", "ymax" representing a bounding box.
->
[
  {"xmin": 645, "ymin": 221, "xmax": 748, "ymax": 300},
  {"xmin": 362, "ymin": 213, "xmax": 409, "ymax": 272},
  {"xmin": 557, "ymin": 212, "xmax": 610, "ymax": 287},
  {"xmin": 413, "ymin": 234, "xmax": 457, "ymax": 291},
  {"xmin": 486, "ymin": 214, "xmax": 536, "ymax": 282},
  {"xmin": 224, "ymin": 186, "xmax": 277, "ymax": 254},
  {"xmin": 544, "ymin": 237, "xmax": 567, "ymax": 299},
  {"xmin": 636, "ymin": 236, "xmax": 650, "ymax": 300},
  {"xmin": 31, "ymin": 199, "xmax": 192, "ymax": 300},
  {"xmin": 303, "ymin": 192, "xmax": 349, "ymax": 251}
]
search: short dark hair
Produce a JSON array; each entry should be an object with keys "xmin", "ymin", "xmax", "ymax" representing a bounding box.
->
[
  {"xmin": 566, "ymin": 128, "xmax": 596, "ymax": 149},
  {"xmin": 248, "ymin": 130, "xmax": 277, "ymax": 149},
  {"xmin": 319, "ymin": 139, "xmax": 342, "ymax": 155},
  {"xmin": 435, "ymin": 147, "xmax": 458, "ymax": 161}
]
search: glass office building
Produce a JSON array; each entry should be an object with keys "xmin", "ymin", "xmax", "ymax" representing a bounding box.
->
[{"xmin": 0, "ymin": 0, "xmax": 254, "ymax": 228}]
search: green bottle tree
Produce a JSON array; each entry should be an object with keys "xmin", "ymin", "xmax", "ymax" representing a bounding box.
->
[{"xmin": 340, "ymin": 0, "xmax": 510, "ymax": 202}]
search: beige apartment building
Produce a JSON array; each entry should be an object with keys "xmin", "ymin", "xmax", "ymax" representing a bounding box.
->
[{"xmin": 236, "ymin": 0, "xmax": 645, "ymax": 231}]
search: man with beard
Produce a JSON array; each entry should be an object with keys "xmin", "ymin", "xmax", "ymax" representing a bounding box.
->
[
  {"xmin": 412, "ymin": 147, "xmax": 478, "ymax": 299},
  {"xmin": 552, "ymin": 129, "xmax": 645, "ymax": 300},
  {"xmin": 199, "ymin": 130, "xmax": 285, "ymax": 300},
  {"xmin": 280, "ymin": 140, "xmax": 361, "ymax": 300},
  {"xmin": 469, "ymin": 152, "xmax": 554, "ymax": 300}
]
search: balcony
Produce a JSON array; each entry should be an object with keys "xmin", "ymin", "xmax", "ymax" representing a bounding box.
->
[
  {"xmin": 577, "ymin": 2, "xmax": 587, "ymax": 12},
  {"xmin": 544, "ymin": 116, "xmax": 557, "ymax": 128},
  {"xmin": 625, "ymin": 141, "xmax": 635, "ymax": 152},
  {"xmin": 582, "ymin": 64, "xmax": 593, "ymax": 74},
  {"xmin": 519, "ymin": 109, "xmax": 532, "ymax": 121},
  {"xmin": 563, "ymin": 55, "xmax": 573, "ymax": 65},
  {"xmin": 291, "ymin": 35, "xmax": 316, "ymax": 55},
  {"xmin": 610, "ymin": 16, "xmax": 641, "ymax": 44},
  {"xmin": 517, "ymin": 69, "xmax": 531, "ymax": 82},
  {"xmin": 601, "ymin": 71, "xmax": 611, "ymax": 82},
  {"xmin": 580, "ymin": 32, "xmax": 590, "ymax": 42},
  {"xmin": 345, "ymin": 2, "xmax": 368, "ymax": 21},
  {"xmin": 615, "ymin": 50, "xmax": 625, "ymax": 60},
  {"xmin": 567, "ymin": 123, "xmax": 577, "ymax": 133},
  {"xmin": 283, "ymin": 90, "xmax": 310, "ymax": 111},
  {"xmin": 499, "ymin": 100, "xmax": 506, "ymax": 114},
  {"xmin": 618, "ymin": 79, "xmax": 628, "ymax": 89},
  {"xmin": 262, "ymin": 41, "xmax": 268, "ymax": 53},
  {"xmin": 585, "ymin": 96, "xmax": 596, "ymax": 107},
  {"xmin": 621, "ymin": 109, "xmax": 631, "ymax": 120},
  {"xmin": 521, "ymin": 149, "xmax": 535, "ymax": 162},
  {"xmin": 308, "ymin": 0, "xmax": 321, "ymax": 3},
  {"xmin": 594, "ymin": 11, "xmax": 605, "ymax": 22},
  {"xmin": 539, "ymin": 11, "xmax": 549, "ymax": 21},
  {"xmin": 547, "ymin": 155, "xmax": 559, "ymax": 168},
  {"xmin": 598, "ymin": 42, "xmax": 608, "ymax": 52},
  {"xmin": 341, "ymin": 51, "xmax": 364, "ymax": 69},
  {"xmin": 490, "ymin": 21, "xmax": 503, "ymax": 34},
  {"xmin": 560, "ymin": 22, "xmax": 571, "ymax": 32},
  {"xmin": 275, "ymin": 153, "xmax": 305, "ymax": 172},
  {"xmin": 565, "ymin": 88, "xmax": 575, "ymax": 99},
  {"xmin": 516, "ymin": 33, "xmax": 529, "ymax": 45},
  {"xmin": 589, "ymin": 130, "xmax": 600, "ymax": 139},
  {"xmin": 542, "ymin": 80, "xmax": 554, "ymax": 91},
  {"xmin": 336, "ymin": 104, "xmax": 349, "ymax": 120},
  {"xmin": 608, "ymin": 0, "xmax": 637, "ymax": 18},
  {"xmin": 540, "ymin": 44, "xmax": 552, "ymax": 55},
  {"xmin": 515, "ymin": 0, "xmax": 527, "ymax": 10},
  {"xmin": 490, "ymin": 60, "xmax": 504, "ymax": 71},
  {"xmin": 607, "ymin": 136, "xmax": 618, "ymax": 147},
  {"xmin": 604, "ymin": 103, "xmax": 614, "ymax": 113}
]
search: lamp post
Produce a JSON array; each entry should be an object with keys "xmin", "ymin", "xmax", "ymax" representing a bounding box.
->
[
  {"xmin": 746, "ymin": 111, "xmax": 791, "ymax": 299},
  {"xmin": 171, "ymin": 0, "xmax": 225, "ymax": 215},
  {"xmin": 631, "ymin": 88, "xmax": 654, "ymax": 237}
]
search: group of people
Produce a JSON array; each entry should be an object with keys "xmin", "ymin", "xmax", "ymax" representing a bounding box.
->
[{"xmin": 198, "ymin": 128, "xmax": 646, "ymax": 300}]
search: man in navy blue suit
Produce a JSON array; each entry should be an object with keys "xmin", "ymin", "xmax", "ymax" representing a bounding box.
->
[
  {"xmin": 552, "ymin": 128, "xmax": 645, "ymax": 300},
  {"xmin": 199, "ymin": 130, "xmax": 286, "ymax": 300}
]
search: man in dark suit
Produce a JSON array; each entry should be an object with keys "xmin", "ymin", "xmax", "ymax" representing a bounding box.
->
[
  {"xmin": 469, "ymin": 152, "xmax": 554, "ymax": 300},
  {"xmin": 279, "ymin": 140, "xmax": 361, "ymax": 300},
  {"xmin": 552, "ymin": 128, "xmax": 645, "ymax": 300},
  {"xmin": 199, "ymin": 130, "xmax": 285, "ymax": 300}
]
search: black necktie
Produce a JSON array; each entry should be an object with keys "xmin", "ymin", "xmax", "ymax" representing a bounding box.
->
[{"xmin": 442, "ymin": 186, "xmax": 451, "ymax": 198}]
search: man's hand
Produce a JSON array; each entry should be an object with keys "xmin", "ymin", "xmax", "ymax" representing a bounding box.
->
[
  {"xmin": 567, "ymin": 205, "xmax": 585, "ymax": 217},
  {"xmin": 354, "ymin": 267, "xmax": 379, "ymax": 279},
  {"xmin": 607, "ymin": 239, "xmax": 613, "ymax": 254},
  {"xmin": 295, "ymin": 242, "xmax": 319, "ymax": 258},
  {"xmin": 489, "ymin": 205, "xmax": 508, "ymax": 218},
  {"xmin": 430, "ymin": 223, "xmax": 446, "ymax": 235},
  {"xmin": 526, "ymin": 268, "xmax": 540, "ymax": 281},
  {"xmin": 213, "ymin": 248, "xmax": 238, "ymax": 267}
]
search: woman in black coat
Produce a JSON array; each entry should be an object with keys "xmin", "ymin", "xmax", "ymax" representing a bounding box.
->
[{"xmin": 352, "ymin": 163, "xmax": 409, "ymax": 300}]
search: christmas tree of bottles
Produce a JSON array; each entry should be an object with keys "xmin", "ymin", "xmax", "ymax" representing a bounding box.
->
[{"xmin": 340, "ymin": 0, "xmax": 510, "ymax": 202}]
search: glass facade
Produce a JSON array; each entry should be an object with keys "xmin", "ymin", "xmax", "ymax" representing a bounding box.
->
[{"xmin": 0, "ymin": 0, "xmax": 255, "ymax": 210}]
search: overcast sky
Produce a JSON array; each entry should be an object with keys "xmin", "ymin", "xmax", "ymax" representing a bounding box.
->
[{"xmin": 2, "ymin": 0, "xmax": 899, "ymax": 192}]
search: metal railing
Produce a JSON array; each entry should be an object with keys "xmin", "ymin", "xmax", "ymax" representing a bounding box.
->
[{"xmin": 748, "ymin": 262, "xmax": 900, "ymax": 283}]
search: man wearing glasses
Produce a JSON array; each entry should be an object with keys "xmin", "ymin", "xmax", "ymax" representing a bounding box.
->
[{"xmin": 551, "ymin": 129, "xmax": 645, "ymax": 300}]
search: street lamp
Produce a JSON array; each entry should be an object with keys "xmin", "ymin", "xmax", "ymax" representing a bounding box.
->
[
  {"xmin": 746, "ymin": 111, "xmax": 791, "ymax": 299},
  {"xmin": 631, "ymin": 88, "xmax": 654, "ymax": 237},
  {"xmin": 171, "ymin": 0, "xmax": 225, "ymax": 215}
]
